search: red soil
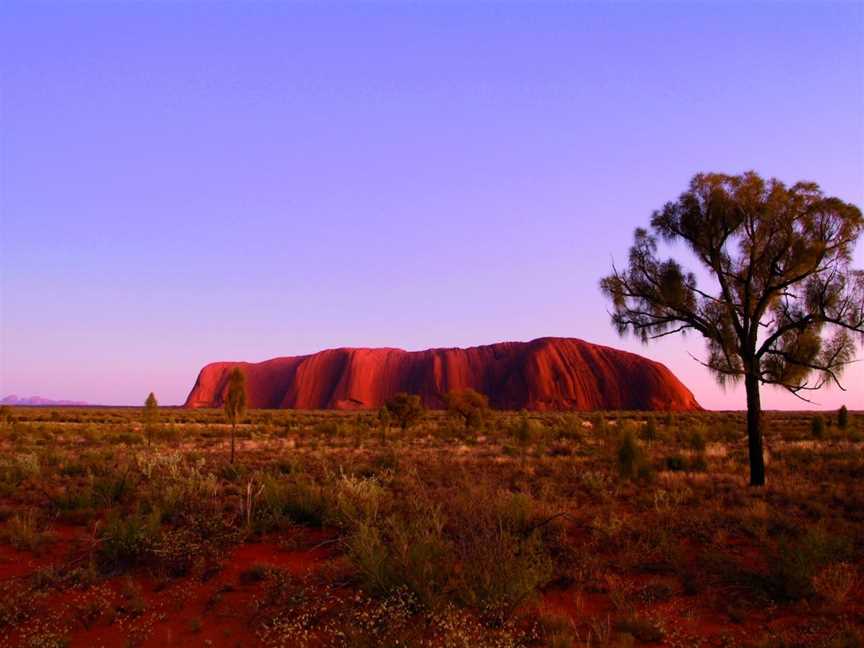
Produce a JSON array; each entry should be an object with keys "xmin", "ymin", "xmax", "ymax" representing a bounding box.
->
[
  {"xmin": 184, "ymin": 337, "xmax": 701, "ymax": 411},
  {"xmin": 1, "ymin": 527, "xmax": 338, "ymax": 648},
  {"xmin": 3, "ymin": 523, "xmax": 861, "ymax": 647}
]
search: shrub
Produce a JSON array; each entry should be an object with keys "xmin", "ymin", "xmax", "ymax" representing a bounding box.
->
[
  {"xmin": 385, "ymin": 393, "xmax": 425, "ymax": 432},
  {"xmin": 3, "ymin": 510, "xmax": 50, "ymax": 553},
  {"xmin": 377, "ymin": 407, "xmax": 391, "ymax": 442},
  {"xmin": 334, "ymin": 474, "xmax": 448, "ymax": 607},
  {"xmin": 92, "ymin": 470, "xmax": 134, "ymax": 507},
  {"xmin": 811, "ymin": 415, "xmax": 825, "ymax": 439},
  {"xmin": 687, "ymin": 429, "xmax": 706, "ymax": 453},
  {"xmin": 595, "ymin": 413, "xmax": 609, "ymax": 436},
  {"xmin": 143, "ymin": 392, "xmax": 159, "ymax": 446},
  {"xmin": 616, "ymin": 426, "xmax": 652, "ymax": 481},
  {"xmin": 333, "ymin": 473, "xmax": 387, "ymax": 528},
  {"xmin": 51, "ymin": 487, "xmax": 94, "ymax": 514},
  {"xmin": 97, "ymin": 510, "xmax": 162, "ymax": 570},
  {"xmin": 444, "ymin": 389, "xmax": 489, "ymax": 429},
  {"xmin": 812, "ymin": 562, "xmax": 857, "ymax": 606},
  {"xmin": 260, "ymin": 474, "xmax": 330, "ymax": 528},
  {"xmin": 315, "ymin": 420, "xmax": 341, "ymax": 436},
  {"xmin": 554, "ymin": 413, "xmax": 582, "ymax": 440},
  {"xmin": 512, "ymin": 413, "xmax": 536, "ymax": 446},
  {"xmin": 447, "ymin": 487, "xmax": 552, "ymax": 617},
  {"xmin": 112, "ymin": 431, "xmax": 144, "ymax": 445},
  {"xmin": 771, "ymin": 526, "xmax": 852, "ymax": 600},
  {"xmin": 689, "ymin": 454, "xmax": 708, "ymax": 472},
  {"xmin": 350, "ymin": 500, "xmax": 450, "ymax": 608},
  {"xmin": 614, "ymin": 616, "xmax": 664, "ymax": 642},
  {"xmin": 538, "ymin": 611, "xmax": 577, "ymax": 648},
  {"xmin": 152, "ymin": 425, "xmax": 180, "ymax": 444},
  {"xmin": 837, "ymin": 405, "xmax": 849, "ymax": 430},
  {"xmin": 641, "ymin": 416, "xmax": 657, "ymax": 443},
  {"xmin": 664, "ymin": 455, "xmax": 686, "ymax": 472}
]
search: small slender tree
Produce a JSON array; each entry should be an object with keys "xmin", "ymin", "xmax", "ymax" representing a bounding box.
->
[
  {"xmin": 642, "ymin": 415, "xmax": 657, "ymax": 445},
  {"xmin": 837, "ymin": 405, "xmax": 849, "ymax": 430},
  {"xmin": 224, "ymin": 367, "xmax": 247, "ymax": 464},
  {"xmin": 377, "ymin": 406, "xmax": 391, "ymax": 443},
  {"xmin": 601, "ymin": 172, "xmax": 863, "ymax": 486},
  {"xmin": 513, "ymin": 411, "xmax": 536, "ymax": 466},
  {"xmin": 143, "ymin": 392, "xmax": 159, "ymax": 447},
  {"xmin": 811, "ymin": 415, "xmax": 826, "ymax": 439}
]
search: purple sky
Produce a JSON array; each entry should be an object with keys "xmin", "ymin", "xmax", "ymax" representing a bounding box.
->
[{"xmin": 1, "ymin": 2, "xmax": 862, "ymax": 410}]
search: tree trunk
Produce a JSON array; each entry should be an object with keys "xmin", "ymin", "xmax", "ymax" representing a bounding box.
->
[
  {"xmin": 230, "ymin": 422, "xmax": 236, "ymax": 464},
  {"xmin": 745, "ymin": 372, "xmax": 765, "ymax": 486}
]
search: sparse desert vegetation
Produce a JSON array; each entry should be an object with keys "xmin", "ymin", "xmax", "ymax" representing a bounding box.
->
[{"xmin": 0, "ymin": 405, "xmax": 862, "ymax": 647}]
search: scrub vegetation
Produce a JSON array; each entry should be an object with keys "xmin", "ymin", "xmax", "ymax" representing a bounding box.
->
[{"xmin": 0, "ymin": 404, "xmax": 861, "ymax": 647}]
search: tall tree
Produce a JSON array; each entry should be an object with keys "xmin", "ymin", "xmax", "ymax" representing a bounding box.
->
[
  {"xmin": 143, "ymin": 392, "xmax": 159, "ymax": 447},
  {"xmin": 224, "ymin": 367, "xmax": 247, "ymax": 464},
  {"xmin": 601, "ymin": 172, "xmax": 863, "ymax": 485}
]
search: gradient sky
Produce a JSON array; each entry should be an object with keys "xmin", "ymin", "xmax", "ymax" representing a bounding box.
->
[{"xmin": 1, "ymin": 1, "xmax": 862, "ymax": 409}]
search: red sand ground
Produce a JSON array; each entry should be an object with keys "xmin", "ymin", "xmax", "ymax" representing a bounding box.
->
[
  {"xmin": 1, "ymin": 526, "xmax": 339, "ymax": 648},
  {"xmin": 5, "ymin": 520, "xmax": 857, "ymax": 647}
]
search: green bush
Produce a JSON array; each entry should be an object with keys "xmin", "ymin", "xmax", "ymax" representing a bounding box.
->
[
  {"xmin": 641, "ymin": 416, "xmax": 657, "ymax": 443},
  {"xmin": 771, "ymin": 526, "xmax": 852, "ymax": 600},
  {"xmin": 98, "ymin": 510, "xmax": 162, "ymax": 570},
  {"xmin": 348, "ymin": 501, "xmax": 449, "ymax": 608},
  {"xmin": 315, "ymin": 420, "xmax": 342, "ymax": 436},
  {"xmin": 811, "ymin": 416, "xmax": 825, "ymax": 439},
  {"xmin": 444, "ymin": 389, "xmax": 489, "ymax": 430},
  {"xmin": 554, "ymin": 413, "xmax": 582, "ymax": 440},
  {"xmin": 2, "ymin": 510, "xmax": 50, "ymax": 553},
  {"xmin": 617, "ymin": 426, "xmax": 652, "ymax": 481},
  {"xmin": 512, "ymin": 413, "xmax": 537, "ymax": 449},
  {"xmin": 688, "ymin": 429, "xmax": 707, "ymax": 453},
  {"xmin": 447, "ymin": 488, "xmax": 552, "ymax": 617},
  {"xmin": 595, "ymin": 414, "xmax": 609, "ymax": 436},
  {"xmin": 260, "ymin": 474, "xmax": 330, "ymax": 528},
  {"xmin": 384, "ymin": 393, "xmax": 425, "ymax": 432},
  {"xmin": 614, "ymin": 616, "xmax": 664, "ymax": 642},
  {"xmin": 837, "ymin": 405, "xmax": 848, "ymax": 430},
  {"xmin": 92, "ymin": 471, "xmax": 134, "ymax": 507},
  {"xmin": 689, "ymin": 454, "xmax": 708, "ymax": 472},
  {"xmin": 664, "ymin": 455, "xmax": 686, "ymax": 472}
]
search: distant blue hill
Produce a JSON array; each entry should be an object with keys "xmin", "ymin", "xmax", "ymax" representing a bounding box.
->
[{"xmin": 1, "ymin": 395, "xmax": 90, "ymax": 406}]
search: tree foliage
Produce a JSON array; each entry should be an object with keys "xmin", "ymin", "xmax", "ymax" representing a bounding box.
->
[
  {"xmin": 384, "ymin": 393, "xmax": 424, "ymax": 431},
  {"xmin": 143, "ymin": 392, "xmax": 159, "ymax": 447},
  {"xmin": 837, "ymin": 405, "xmax": 849, "ymax": 430},
  {"xmin": 445, "ymin": 389, "xmax": 490, "ymax": 429},
  {"xmin": 377, "ymin": 406, "xmax": 392, "ymax": 443},
  {"xmin": 602, "ymin": 172, "xmax": 863, "ymax": 394},
  {"xmin": 224, "ymin": 367, "xmax": 247, "ymax": 463},
  {"xmin": 601, "ymin": 172, "xmax": 863, "ymax": 484},
  {"xmin": 224, "ymin": 368, "xmax": 247, "ymax": 425}
]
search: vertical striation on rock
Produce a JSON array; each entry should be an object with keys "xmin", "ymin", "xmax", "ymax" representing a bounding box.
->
[{"xmin": 184, "ymin": 337, "xmax": 701, "ymax": 411}]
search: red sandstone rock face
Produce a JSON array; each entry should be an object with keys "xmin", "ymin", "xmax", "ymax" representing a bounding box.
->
[{"xmin": 184, "ymin": 338, "xmax": 701, "ymax": 411}]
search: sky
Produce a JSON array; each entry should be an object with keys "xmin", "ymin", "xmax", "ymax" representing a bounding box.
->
[{"xmin": 1, "ymin": 1, "xmax": 862, "ymax": 409}]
